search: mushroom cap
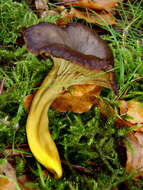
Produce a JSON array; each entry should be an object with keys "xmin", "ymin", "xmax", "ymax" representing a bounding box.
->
[{"xmin": 24, "ymin": 22, "xmax": 113, "ymax": 71}]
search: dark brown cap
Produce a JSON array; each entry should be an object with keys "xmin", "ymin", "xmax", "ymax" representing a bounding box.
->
[
  {"xmin": 24, "ymin": 22, "xmax": 113, "ymax": 70},
  {"xmin": 24, "ymin": 22, "xmax": 117, "ymax": 93}
]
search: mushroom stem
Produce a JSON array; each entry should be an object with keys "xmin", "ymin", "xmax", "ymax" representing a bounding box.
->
[
  {"xmin": 26, "ymin": 64, "xmax": 64, "ymax": 178},
  {"xmin": 26, "ymin": 57, "xmax": 115, "ymax": 178}
]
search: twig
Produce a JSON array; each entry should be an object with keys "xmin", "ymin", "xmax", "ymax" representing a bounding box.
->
[{"xmin": 0, "ymin": 77, "xmax": 5, "ymax": 95}]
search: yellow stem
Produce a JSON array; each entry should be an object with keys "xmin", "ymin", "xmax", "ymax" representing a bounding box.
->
[{"xmin": 26, "ymin": 65, "xmax": 63, "ymax": 178}]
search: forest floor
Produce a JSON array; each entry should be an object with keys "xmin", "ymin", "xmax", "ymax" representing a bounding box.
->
[{"xmin": 0, "ymin": 0, "xmax": 143, "ymax": 189}]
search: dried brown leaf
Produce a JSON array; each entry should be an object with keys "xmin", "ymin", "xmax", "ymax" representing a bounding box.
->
[
  {"xmin": 126, "ymin": 100, "xmax": 143, "ymax": 124},
  {"xmin": 119, "ymin": 100, "xmax": 143, "ymax": 127},
  {"xmin": 91, "ymin": 99, "xmax": 142, "ymax": 129},
  {"xmin": 118, "ymin": 100, "xmax": 143, "ymax": 178},
  {"xmin": 51, "ymin": 84, "xmax": 101, "ymax": 113},
  {"xmin": 0, "ymin": 161, "xmax": 38, "ymax": 190},
  {"xmin": 71, "ymin": 8, "xmax": 116, "ymax": 25},
  {"xmin": 0, "ymin": 161, "xmax": 17, "ymax": 190},
  {"xmin": 61, "ymin": 0, "xmax": 120, "ymax": 11},
  {"xmin": 126, "ymin": 132, "xmax": 143, "ymax": 178}
]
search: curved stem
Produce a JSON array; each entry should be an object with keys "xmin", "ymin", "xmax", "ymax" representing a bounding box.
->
[{"xmin": 26, "ymin": 65, "xmax": 63, "ymax": 178}]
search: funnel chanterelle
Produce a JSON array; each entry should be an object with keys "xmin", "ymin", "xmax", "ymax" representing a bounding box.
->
[{"xmin": 24, "ymin": 22, "xmax": 117, "ymax": 178}]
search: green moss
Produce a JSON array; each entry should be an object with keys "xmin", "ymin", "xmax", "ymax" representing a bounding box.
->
[
  {"xmin": 0, "ymin": 0, "xmax": 59, "ymax": 46},
  {"xmin": 0, "ymin": 0, "xmax": 143, "ymax": 189}
]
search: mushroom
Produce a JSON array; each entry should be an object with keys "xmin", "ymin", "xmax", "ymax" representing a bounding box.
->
[{"xmin": 24, "ymin": 22, "xmax": 117, "ymax": 178}]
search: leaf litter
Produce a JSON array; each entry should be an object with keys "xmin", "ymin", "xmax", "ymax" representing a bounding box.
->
[
  {"xmin": 33, "ymin": 0, "xmax": 121, "ymax": 26},
  {"xmin": 0, "ymin": 161, "xmax": 37, "ymax": 190}
]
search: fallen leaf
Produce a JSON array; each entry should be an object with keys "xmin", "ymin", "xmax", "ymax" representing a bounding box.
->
[
  {"xmin": 0, "ymin": 161, "xmax": 17, "ymax": 190},
  {"xmin": 91, "ymin": 98, "xmax": 143, "ymax": 130},
  {"xmin": 36, "ymin": 0, "xmax": 120, "ymax": 26},
  {"xmin": 0, "ymin": 161, "xmax": 38, "ymax": 190},
  {"xmin": 51, "ymin": 84, "xmax": 101, "ymax": 113},
  {"xmin": 71, "ymin": 8, "xmax": 116, "ymax": 25},
  {"xmin": 126, "ymin": 132, "xmax": 143, "ymax": 178},
  {"xmin": 126, "ymin": 100, "xmax": 143, "ymax": 124},
  {"xmin": 0, "ymin": 178, "xmax": 10, "ymax": 189},
  {"xmin": 119, "ymin": 100, "xmax": 143, "ymax": 127},
  {"xmin": 68, "ymin": 84, "xmax": 101, "ymax": 96},
  {"xmin": 118, "ymin": 100, "xmax": 143, "ymax": 178},
  {"xmin": 60, "ymin": 0, "xmax": 120, "ymax": 11}
]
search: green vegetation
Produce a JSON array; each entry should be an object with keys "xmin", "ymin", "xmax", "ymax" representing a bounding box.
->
[{"xmin": 0, "ymin": 0, "xmax": 143, "ymax": 189}]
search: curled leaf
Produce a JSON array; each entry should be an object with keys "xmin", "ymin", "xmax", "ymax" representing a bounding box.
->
[{"xmin": 52, "ymin": 84, "xmax": 101, "ymax": 113}]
